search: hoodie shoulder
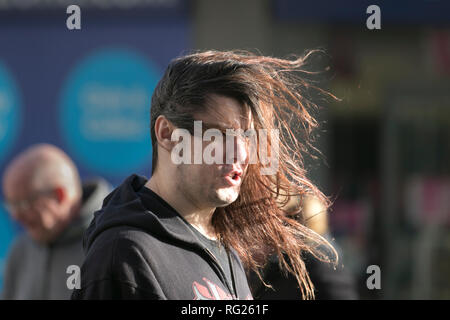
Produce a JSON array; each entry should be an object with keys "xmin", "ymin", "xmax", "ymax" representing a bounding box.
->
[
  {"xmin": 75, "ymin": 225, "xmax": 166, "ymax": 299},
  {"xmin": 84, "ymin": 225, "xmax": 153, "ymax": 268}
]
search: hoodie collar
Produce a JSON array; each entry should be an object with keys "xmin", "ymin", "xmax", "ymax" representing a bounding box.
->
[{"xmin": 84, "ymin": 174, "xmax": 207, "ymax": 253}]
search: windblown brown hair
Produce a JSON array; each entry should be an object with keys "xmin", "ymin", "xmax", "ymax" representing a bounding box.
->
[{"xmin": 150, "ymin": 49, "xmax": 338, "ymax": 299}]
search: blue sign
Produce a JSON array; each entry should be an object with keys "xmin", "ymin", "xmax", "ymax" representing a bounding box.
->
[
  {"xmin": 60, "ymin": 49, "xmax": 160, "ymax": 177},
  {"xmin": 0, "ymin": 204, "xmax": 20, "ymax": 290},
  {"xmin": 0, "ymin": 62, "xmax": 21, "ymax": 165}
]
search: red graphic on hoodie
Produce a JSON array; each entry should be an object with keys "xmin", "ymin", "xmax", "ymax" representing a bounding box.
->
[{"xmin": 192, "ymin": 277, "xmax": 234, "ymax": 300}]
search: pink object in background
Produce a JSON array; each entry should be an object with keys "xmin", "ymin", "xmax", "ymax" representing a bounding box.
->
[{"xmin": 404, "ymin": 176, "xmax": 450, "ymax": 226}]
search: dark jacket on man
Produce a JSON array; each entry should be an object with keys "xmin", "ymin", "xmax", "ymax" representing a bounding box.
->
[
  {"xmin": 71, "ymin": 174, "xmax": 253, "ymax": 300},
  {"xmin": 1, "ymin": 178, "xmax": 111, "ymax": 299}
]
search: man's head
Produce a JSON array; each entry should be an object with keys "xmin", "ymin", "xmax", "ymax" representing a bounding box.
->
[
  {"xmin": 2, "ymin": 144, "xmax": 82, "ymax": 244},
  {"xmin": 150, "ymin": 51, "xmax": 277, "ymax": 210},
  {"xmin": 149, "ymin": 50, "xmax": 338, "ymax": 299}
]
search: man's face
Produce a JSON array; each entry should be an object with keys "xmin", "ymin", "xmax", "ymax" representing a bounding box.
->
[
  {"xmin": 173, "ymin": 94, "xmax": 252, "ymax": 209},
  {"xmin": 3, "ymin": 175, "xmax": 65, "ymax": 243}
]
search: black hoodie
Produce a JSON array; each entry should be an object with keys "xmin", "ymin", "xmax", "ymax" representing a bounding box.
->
[{"xmin": 71, "ymin": 174, "xmax": 253, "ymax": 300}]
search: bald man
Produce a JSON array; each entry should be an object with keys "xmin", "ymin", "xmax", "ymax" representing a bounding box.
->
[{"xmin": 1, "ymin": 144, "xmax": 111, "ymax": 299}]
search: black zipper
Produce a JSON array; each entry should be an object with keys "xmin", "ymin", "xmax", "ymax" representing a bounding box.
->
[
  {"xmin": 181, "ymin": 219, "xmax": 238, "ymax": 299},
  {"xmin": 202, "ymin": 247, "xmax": 237, "ymax": 300},
  {"xmin": 227, "ymin": 250, "xmax": 238, "ymax": 298},
  {"xmin": 228, "ymin": 251, "xmax": 238, "ymax": 297}
]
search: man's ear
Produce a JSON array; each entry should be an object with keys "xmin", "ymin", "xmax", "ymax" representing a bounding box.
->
[{"xmin": 154, "ymin": 115, "xmax": 176, "ymax": 152}]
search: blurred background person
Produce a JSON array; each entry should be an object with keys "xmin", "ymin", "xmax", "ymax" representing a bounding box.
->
[
  {"xmin": 1, "ymin": 144, "xmax": 111, "ymax": 299},
  {"xmin": 248, "ymin": 192, "xmax": 358, "ymax": 300}
]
